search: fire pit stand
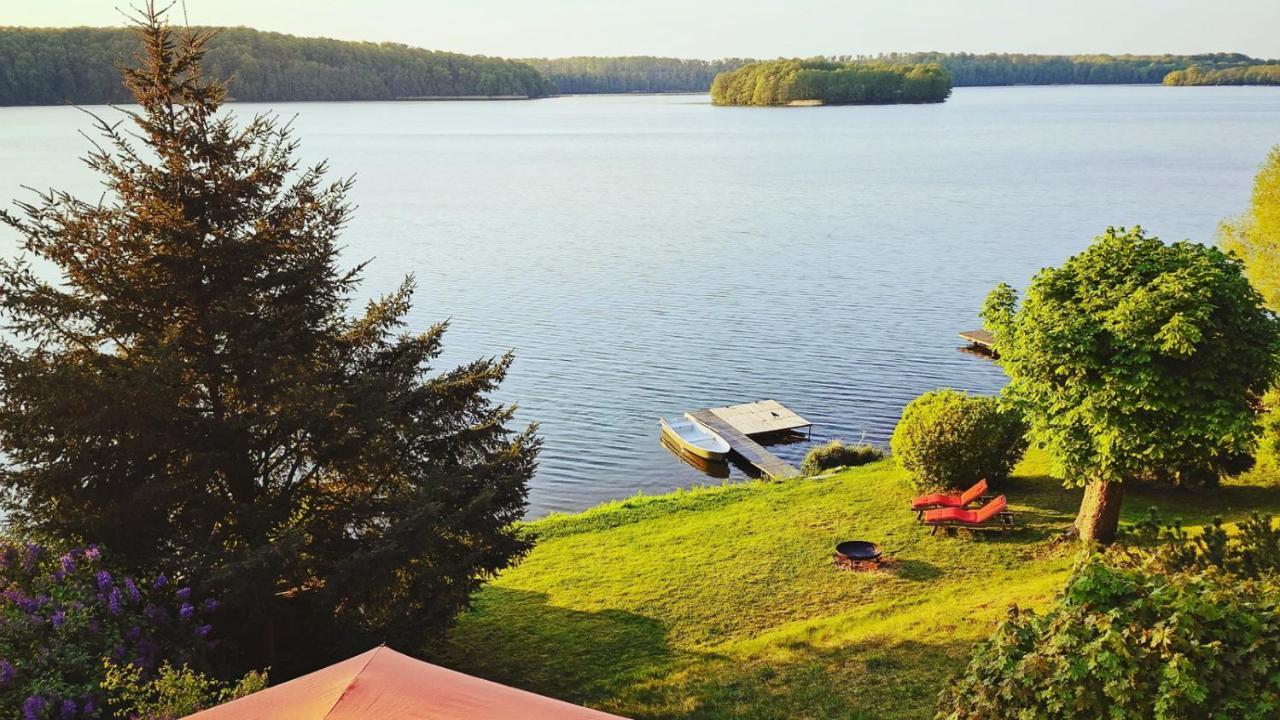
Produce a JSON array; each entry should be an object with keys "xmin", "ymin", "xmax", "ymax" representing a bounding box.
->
[{"xmin": 833, "ymin": 540, "xmax": 885, "ymax": 571}]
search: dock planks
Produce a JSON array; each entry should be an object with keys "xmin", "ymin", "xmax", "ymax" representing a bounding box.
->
[
  {"xmin": 958, "ymin": 329, "xmax": 997, "ymax": 356},
  {"xmin": 707, "ymin": 399, "xmax": 812, "ymax": 436},
  {"xmin": 687, "ymin": 402, "xmax": 808, "ymax": 480}
]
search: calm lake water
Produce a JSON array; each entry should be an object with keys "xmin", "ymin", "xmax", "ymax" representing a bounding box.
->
[{"xmin": 2, "ymin": 86, "xmax": 1279, "ymax": 516}]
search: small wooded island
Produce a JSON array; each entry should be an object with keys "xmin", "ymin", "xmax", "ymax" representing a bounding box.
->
[{"xmin": 711, "ymin": 59, "xmax": 952, "ymax": 106}]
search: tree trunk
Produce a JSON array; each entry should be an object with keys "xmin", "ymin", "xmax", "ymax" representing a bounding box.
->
[{"xmin": 1074, "ymin": 481, "xmax": 1125, "ymax": 545}]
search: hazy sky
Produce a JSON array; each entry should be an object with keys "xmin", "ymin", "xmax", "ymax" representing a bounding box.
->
[{"xmin": 9, "ymin": 0, "xmax": 1280, "ymax": 59}]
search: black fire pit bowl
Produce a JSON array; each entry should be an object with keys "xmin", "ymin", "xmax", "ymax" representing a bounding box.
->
[{"xmin": 835, "ymin": 540, "xmax": 882, "ymax": 563}]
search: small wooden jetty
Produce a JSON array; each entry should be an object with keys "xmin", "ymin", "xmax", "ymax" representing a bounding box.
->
[
  {"xmin": 686, "ymin": 400, "xmax": 811, "ymax": 480},
  {"xmin": 958, "ymin": 329, "xmax": 997, "ymax": 357}
]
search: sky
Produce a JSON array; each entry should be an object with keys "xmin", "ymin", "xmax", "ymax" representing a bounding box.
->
[{"xmin": 8, "ymin": 0, "xmax": 1280, "ymax": 60}]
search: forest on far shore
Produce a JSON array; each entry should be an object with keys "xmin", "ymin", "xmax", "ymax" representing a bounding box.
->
[
  {"xmin": 1164, "ymin": 63, "xmax": 1280, "ymax": 86},
  {"xmin": 0, "ymin": 26, "xmax": 557, "ymax": 105},
  {"xmin": 2, "ymin": 26, "xmax": 1278, "ymax": 106}
]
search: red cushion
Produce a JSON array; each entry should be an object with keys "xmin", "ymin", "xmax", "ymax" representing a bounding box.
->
[
  {"xmin": 911, "ymin": 493, "xmax": 959, "ymax": 510},
  {"xmin": 911, "ymin": 479, "xmax": 987, "ymax": 510},
  {"xmin": 923, "ymin": 506, "xmax": 977, "ymax": 524},
  {"xmin": 974, "ymin": 495, "xmax": 1007, "ymax": 522},
  {"xmin": 960, "ymin": 478, "xmax": 989, "ymax": 505},
  {"xmin": 924, "ymin": 495, "xmax": 1006, "ymax": 525}
]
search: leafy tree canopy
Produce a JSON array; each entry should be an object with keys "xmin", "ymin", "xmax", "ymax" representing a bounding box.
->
[
  {"xmin": 983, "ymin": 227, "xmax": 1278, "ymax": 488},
  {"xmin": 982, "ymin": 227, "xmax": 1280, "ymax": 544},
  {"xmin": 0, "ymin": 5, "xmax": 539, "ymax": 676},
  {"xmin": 1220, "ymin": 146, "xmax": 1280, "ymax": 310}
]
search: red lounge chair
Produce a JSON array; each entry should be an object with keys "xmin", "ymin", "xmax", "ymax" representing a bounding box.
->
[
  {"xmin": 923, "ymin": 495, "xmax": 1013, "ymax": 534},
  {"xmin": 911, "ymin": 479, "xmax": 989, "ymax": 519}
]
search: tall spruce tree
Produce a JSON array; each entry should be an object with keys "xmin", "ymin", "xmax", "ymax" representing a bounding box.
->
[{"xmin": 0, "ymin": 4, "xmax": 538, "ymax": 674}]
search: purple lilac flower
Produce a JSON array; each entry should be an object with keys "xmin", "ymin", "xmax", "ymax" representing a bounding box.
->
[
  {"xmin": 123, "ymin": 577, "xmax": 141, "ymax": 603},
  {"xmin": 179, "ymin": 602, "xmax": 195, "ymax": 621},
  {"xmin": 83, "ymin": 546, "xmax": 100, "ymax": 561},
  {"xmin": 0, "ymin": 659, "xmax": 15, "ymax": 684},
  {"xmin": 22, "ymin": 695, "xmax": 46, "ymax": 720},
  {"xmin": 60, "ymin": 699, "xmax": 76, "ymax": 719},
  {"xmin": 195, "ymin": 623, "xmax": 212, "ymax": 638},
  {"xmin": 82, "ymin": 698, "xmax": 95, "ymax": 716},
  {"xmin": 107, "ymin": 588, "xmax": 123, "ymax": 616},
  {"xmin": 126, "ymin": 625, "xmax": 142, "ymax": 640},
  {"xmin": 202, "ymin": 597, "xmax": 220, "ymax": 612},
  {"xmin": 50, "ymin": 610, "xmax": 66, "ymax": 628},
  {"xmin": 95, "ymin": 570, "xmax": 112, "ymax": 593},
  {"xmin": 58, "ymin": 553, "xmax": 75, "ymax": 575},
  {"xmin": 22, "ymin": 544, "xmax": 42, "ymax": 572},
  {"xmin": 176, "ymin": 586, "xmax": 191, "ymax": 602},
  {"xmin": 16, "ymin": 593, "xmax": 41, "ymax": 613}
]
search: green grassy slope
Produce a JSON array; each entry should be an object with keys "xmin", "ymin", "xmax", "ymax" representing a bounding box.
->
[{"xmin": 443, "ymin": 452, "xmax": 1280, "ymax": 719}]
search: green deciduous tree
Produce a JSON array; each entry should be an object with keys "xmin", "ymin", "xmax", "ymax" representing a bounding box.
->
[
  {"xmin": 0, "ymin": 4, "xmax": 538, "ymax": 676},
  {"xmin": 1221, "ymin": 146, "xmax": 1280, "ymax": 310},
  {"xmin": 982, "ymin": 227, "xmax": 1280, "ymax": 544},
  {"xmin": 1221, "ymin": 148, "xmax": 1280, "ymax": 470}
]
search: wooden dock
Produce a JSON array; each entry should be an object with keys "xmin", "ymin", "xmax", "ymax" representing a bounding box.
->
[
  {"xmin": 687, "ymin": 400, "xmax": 811, "ymax": 480},
  {"xmin": 958, "ymin": 329, "xmax": 997, "ymax": 356}
]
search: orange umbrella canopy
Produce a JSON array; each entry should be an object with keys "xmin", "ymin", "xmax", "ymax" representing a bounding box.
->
[{"xmin": 187, "ymin": 646, "xmax": 630, "ymax": 720}]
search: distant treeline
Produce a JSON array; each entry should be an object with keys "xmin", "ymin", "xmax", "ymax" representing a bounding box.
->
[
  {"xmin": 711, "ymin": 59, "xmax": 951, "ymax": 106},
  {"xmin": 1164, "ymin": 64, "xmax": 1280, "ymax": 86},
  {"xmin": 520, "ymin": 56, "xmax": 749, "ymax": 94},
  {"xmin": 5, "ymin": 29, "xmax": 1279, "ymax": 107},
  {"xmin": 529, "ymin": 52, "xmax": 1278, "ymax": 94},
  {"xmin": 873, "ymin": 52, "xmax": 1269, "ymax": 86},
  {"xmin": 0, "ymin": 27, "xmax": 557, "ymax": 105}
]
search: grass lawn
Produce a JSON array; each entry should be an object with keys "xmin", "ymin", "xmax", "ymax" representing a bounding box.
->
[{"xmin": 441, "ymin": 451, "xmax": 1280, "ymax": 719}]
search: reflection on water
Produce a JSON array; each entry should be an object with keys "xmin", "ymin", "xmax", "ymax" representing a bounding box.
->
[
  {"xmin": 659, "ymin": 435, "xmax": 730, "ymax": 480},
  {"xmin": 2, "ymin": 86, "xmax": 1279, "ymax": 516}
]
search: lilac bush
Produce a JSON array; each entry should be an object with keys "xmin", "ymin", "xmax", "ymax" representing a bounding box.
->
[{"xmin": 0, "ymin": 543, "xmax": 217, "ymax": 719}]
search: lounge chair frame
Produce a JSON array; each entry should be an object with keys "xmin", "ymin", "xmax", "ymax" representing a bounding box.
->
[{"xmin": 927, "ymin": 511, "xmax": 1016, "ymax": 535}]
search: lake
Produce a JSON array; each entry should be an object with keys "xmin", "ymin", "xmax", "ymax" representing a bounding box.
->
[{"xmin": 2, "ymin": 86, "xmax": 1279, "ymax": 517}]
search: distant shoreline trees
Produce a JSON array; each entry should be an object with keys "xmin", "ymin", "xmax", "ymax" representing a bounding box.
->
[
  {"xmin": 0, "ymin": 26, "xmax": 557, "ymax": 105},
  {"xmin": 881, "ymin": 51, "xmax": 1270, "ymax": 86},
  {"xmin": 711, "ymin": 59, "xmax": 951, "ymax": 106},
  {"xmin": 1165, "ymin": 64, "xmax": 1280, "ymax": 86},
  {"xmin": 521, "ymin": 56, "xmax": 748, "ymax": 94},
  {"xmin": 1, "ymin": 27, "xmax": 1277, "ymax": 107}
]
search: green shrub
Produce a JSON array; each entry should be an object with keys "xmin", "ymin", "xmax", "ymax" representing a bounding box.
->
[
  {"xmin": 801, "ymin": 440, "xmax": 886, "ymax": 475},
  {"xmin": 102, "ymin": 661, "xmax": 267, "ymax": 720},
  {"xmin": 937, "ymin": 513, "xmax": 1280, "ymax": 719},
  {"xmin": 889, "ymin": 390, "xmax": 1027, "ymax": 491}
]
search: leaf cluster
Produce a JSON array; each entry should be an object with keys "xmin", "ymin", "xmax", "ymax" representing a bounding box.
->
[{"xmin": 938, "ymin": 514, "xmax": 1280, "ymax": 719}]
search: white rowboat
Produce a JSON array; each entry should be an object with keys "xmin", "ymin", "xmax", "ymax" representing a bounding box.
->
[{"xmin": 659, "ymin": 416, "xmax": 731, "ymax": 461}]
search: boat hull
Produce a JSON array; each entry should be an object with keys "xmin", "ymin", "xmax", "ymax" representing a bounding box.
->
[{"xmin": 659, "ymin": 417, "xmax": 730, "ymax": 461}]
